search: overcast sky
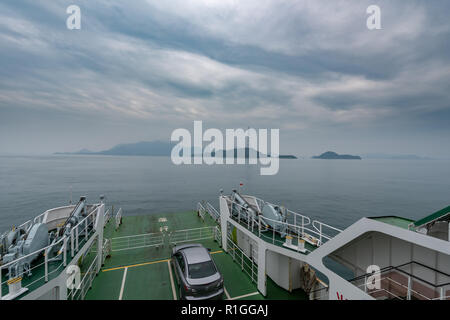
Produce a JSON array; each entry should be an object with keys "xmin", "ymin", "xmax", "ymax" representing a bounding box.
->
[{"xmin": 0, "ymin": 0, "xmax": 449, "ymax": 157}]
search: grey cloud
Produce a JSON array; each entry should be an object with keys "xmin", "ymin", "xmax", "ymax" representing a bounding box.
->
[{"xmin": 0, "ymin": 0, "xmax": 449, "ymax": 156}]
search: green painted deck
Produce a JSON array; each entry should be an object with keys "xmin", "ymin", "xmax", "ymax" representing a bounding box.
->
[
  {"xmin": 414, "ymin": 206, "xmax": 450, "ymax": 228},
  {"xmin": 370, "ymin": 216, "xmax": 415, "ymax": 230},
  {"xmin": 85, "ymin": 211, "xmax": 307, "ymax": 300}
]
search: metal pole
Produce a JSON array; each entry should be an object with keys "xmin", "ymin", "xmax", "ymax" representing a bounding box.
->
[
  {"xmin": 301, "ymin": 216, "xmax": 304, "ymax": 237},
  {"xmin": 407, "ymin": 276, "xmax": 412, "ymax": 300},
  {"xmin": 364, "ymin": 276, "xmax": 368, "ymax": 293},
  {"xmin": 258, "ymin": 216, "xmax": 261, "ymax": 237},
  {"xmin": 319, "ymin": 223, "xmax": 322, "ymax": 246},
  {"xmin": 273, "ymin": 223, "xmax": 275, "ymax": 244},
  {"xmin": 76, "ymin": 227, "xmax": 79, "ymax": 251},
  {"xmin": 71, "ymin": 229, "xmax": 74, "ymax": 257},
  {"xmin": 63, "ymin": 236, "xmax": 67, "ymax": 267},
  {"xmin": 45, "ymin": 250, "xmax": 49, "ymax": 282}
]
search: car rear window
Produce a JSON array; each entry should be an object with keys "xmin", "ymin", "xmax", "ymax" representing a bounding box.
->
[{"xmin": 188, "ymin": 261, "xmax": 217, "ymax": 279}]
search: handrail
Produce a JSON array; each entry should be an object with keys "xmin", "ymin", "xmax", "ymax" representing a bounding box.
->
[
  {"xmin": 1, "ymin": 205, "xmax": 100, "ymax": 299},
  {"xmin": 349, "ymin": 261, "xmax": 450, "ymax": 288},
  {"xmin": 251, "ymin": 195, "xmax": 312, "ymax": 226},
  {"xmin": 206, "ymin": 202, "xmax": 220, "ymax": 221},
  {"xmin": 115, "ymin": 208, "xmax": 122, "ymax": 230},
  {"xmin": 197, "ymin": 202, "xmax": 206, "ymax": 221},
  {"xmin": 229, "ymin": 197, "xmax": 341, "ymax": 248}
]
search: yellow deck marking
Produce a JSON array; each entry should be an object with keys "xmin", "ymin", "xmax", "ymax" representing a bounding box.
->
[
  {"xmin": 103, "ymin": 258, "xmax": 170, "ymax": 272},
  {"xmin": 229, "ymin": 291, "xmax": 260, "ymax": 300},
  {"xmin": 102, "ymin": 250, "xmax": 224, "ymax": 272},
  {"xmin": 167, "ymin": 260, "xmax": 177, "ymax": 300},
  {"xmin": 118, "ymin": 267, "xmax": 128, "ymax": 300}
]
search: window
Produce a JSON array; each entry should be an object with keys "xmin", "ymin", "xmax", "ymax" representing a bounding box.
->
[
  {"xmin": 176, "ymin": 253, "xmax": 186, "ymax": 274},
  {"xmin": 188, "ymin": 261, "xmax": 217, "ymax": 279}
]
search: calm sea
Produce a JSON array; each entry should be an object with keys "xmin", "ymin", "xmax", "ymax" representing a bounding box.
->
[{"xmin": 0, "ymin": 155, "xmax": 449, "ymax": 231}]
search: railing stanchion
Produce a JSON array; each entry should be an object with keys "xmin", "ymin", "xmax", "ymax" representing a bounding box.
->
[
  {"xmin": 273, "ymin": 223, "xmax": 275, "ymax": 244},
  {"xmin": 364, "ymin": 276, "xmax": 367, "ymax": 293},
  {"xmin": 407, "ymin": 276, "xmax": 412, "ymax": 300},
  {"xmin": 301, "ymin": 216, "xmax": 304, "ymax": 237},
  {"xmin": 319, "ymin": 223, "xmax": 322, "ymax": 246},
  {"xmin": 63, "ymin": 236, "xmax": 67, "ymax": 267},
  {"xmin": 71, "ymin": 229, "xmax": 74, "ymax": 257},
  {"xmin": 45, "ymin": 250, "xmax": 49, "ymax": 282},
  {"xmin": 258, "ymin": 216, "xmax": 261, "ymax": 238},
  {"xmin": 76, "ymin": 226, "xmax": 79, "ymax": 251},
  {"xmin": 440, "ymin": 287, "xmax": 444, "ymax": 300}
]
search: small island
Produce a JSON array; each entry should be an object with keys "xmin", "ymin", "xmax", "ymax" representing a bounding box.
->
[
  {"xmin": 56, "ymin": 141, "xmax": 298, "ymax": 159},
  {"xmin": 312, "ymin": 151, "xmax": 361, "ymax": 160}
]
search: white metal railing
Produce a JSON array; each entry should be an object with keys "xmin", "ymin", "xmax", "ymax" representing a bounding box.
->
[
  {"xmin": 67, "ymin": 253, "xmax": 99, "ymax": 300},
  {"xmin": 227, "ymin": 236, "xmax": 257, "ymax": 284},
  {"xmin": 104, "ymin": 208, "xmax": 111, "ymax": 224},
  {"xmin": 0, "ymin": 206, "xmax": 100, "ymax": 299},
  {"xmin": 0, "ymin": 235, "xmax": 66, "ymax": 299},
  {"xmin": 102, "ymin": 239, "xmax": 111, "ymax": 263},
  {"xmin": 228, "ymin": 196, "xmax": 342, "ymax": 250},
  {"xmin": 197, "ymin": 202, "xmax": 220, "ymax": 222},
  {"xmin": 206, "ymin": 203, "xmax": 220, "ymax": 221},
  {"xmin": 351, "ymin": 263, "xmax": 450, "ymax": 300},
  {"xmin": 110, "ymin": 232, "xmax": 163, "ymax": 252},
  {"xmin": 214, "ymin": 226, "xmax": 222, "ymax": 247},
  {"xmin": 197, "ymin": 202, "xmax": 206, "ymax": 221},
  {"xmin": 115, "ymin": 208, "xmax": 122, "ymax": 230},
  {"xmin": 168, "ymin": 227, "xmax": 215, "ymax": 245}
]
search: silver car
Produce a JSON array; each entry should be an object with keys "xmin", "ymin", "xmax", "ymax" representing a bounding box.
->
[{"xmin": 171, "ymin": 243, "xmax": 224, "ymax": 300}]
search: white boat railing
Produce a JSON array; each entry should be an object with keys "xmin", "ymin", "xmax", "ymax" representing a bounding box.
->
[
  {"xmin": 197, "ymin": 202, "xmax": 220, "ymax": 222},
  {"xmin": 110, "ymin": 232, "xmax": 164, "ymax": 252},
  {"xmin": 214, "ymin": 226, "xmax": 222, "ymax": 246},
  {"xmin": 168, "ymin": 227, "xmax": 216, "ymax": 245},
  {"xmin": 206, "ymin": 203, "xmax": 220, "ymax": 221},
  {"xmin": 227, "ymin": 236, "xmax": 257, "ymax": 284},
  {"xmin": 228, "ymin": 197, "xmax": 342, "ymax": 250},
  {"xmin": 350, "ymin": 261, "xmax": 450, "ymax": 300},
  {"xmin": 0, "ymin": 206, "xmax": 100, "ymax": 300},
  {"xmin": 68, "ymin": 252, "xmax": 99, "ymax": 300},
  {"xmin": 115, "ymin": 208, "xmax": 122, "ymax": 230},
  {"xmin": 197, "ymin": 202, "xmax": 206, "ymax": 221},
  {"xmin": 104, "ymin": 208, "xmax": 111, "ymax": 224}
]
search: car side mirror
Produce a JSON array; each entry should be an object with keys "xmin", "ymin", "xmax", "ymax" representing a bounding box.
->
[{"xmin": 207, "ymin": 248, "xmax": 212, "ymax": 252}]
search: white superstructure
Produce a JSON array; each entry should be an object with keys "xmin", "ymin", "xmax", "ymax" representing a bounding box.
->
[{"xmin": 218, "ymin": 192, "xmax": 450, "ymax": 300}]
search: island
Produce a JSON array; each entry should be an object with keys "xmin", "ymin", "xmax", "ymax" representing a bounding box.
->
[
  {"xmin": 56, "ymin": 141, "xmax": 297, "ymax": 159},
  {"xmin": 312, "ymin": 151, "xmax": 361, "ymax": 160}
]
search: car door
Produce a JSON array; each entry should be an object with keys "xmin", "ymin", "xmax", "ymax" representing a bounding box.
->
[{"xmin": 173, "ymin": 252, "xmax": 186, "ymax": 284}]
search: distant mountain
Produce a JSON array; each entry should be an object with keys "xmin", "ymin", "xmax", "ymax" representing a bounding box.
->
[
  {"xmin": 362, "ymin": 153, "xmax": 432, "ymax": 160},
  {"xmin": 55, "ymin": 141, "xmax": 172, "ymax": 156},
  {"xmin": 56, "ymin": 141, "xmax": 297, "ymax": 159},
  {"xmin": 312, "ymin": 151, "xmax": 361, "ymax": 160}
]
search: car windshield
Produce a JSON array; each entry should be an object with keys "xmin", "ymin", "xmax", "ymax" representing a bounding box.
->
[{"xmin": 188, "ymin": 261, "xmax": 217, "ymax": 279}]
